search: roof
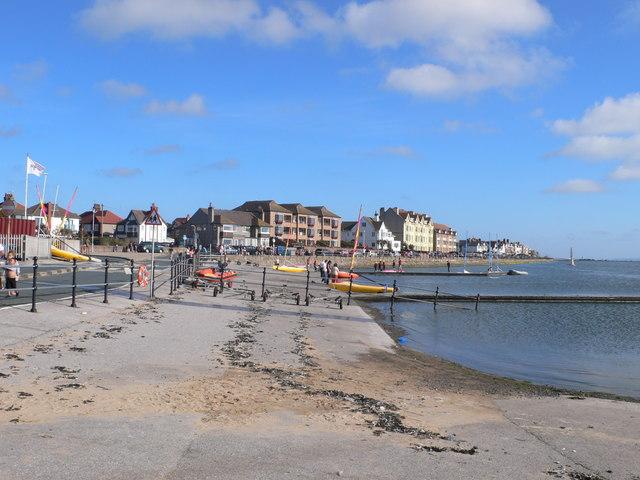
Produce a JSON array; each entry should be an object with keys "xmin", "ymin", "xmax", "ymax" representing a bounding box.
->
[
  {"xmin": 280, "ymin": 203, "xmax": 317, "ymax": 216},
  {"xmin": 434, "ymin": 223, "xmax": 456, "ymax": 233},
  {"xmin": 188, "ymin": 207, "xmax": 267, "ymax": 227},
  {"xmin": 118, "ymin": 208, "xmax": 166, "ymax": 225},
  {"xmin": 362, "ymin": 216, "xmax": 384, "ymax": 230},
  {"xmin": 216, "ymin": 209, "xmax": 268, "ymax": 227},
  {"xmin": 0, "ymin": 196, "xmax": 25, "ymax": 216},
  {"xmin": 234, "ymin": 200, "xmax": 289, "ymax": 213},
  {"xmin": 341, "ymin": 221, "xmax": 357, "ymax": 231},
  {"xmin": 171, "ymin": 216, "xmax": 189, "ymax": 226},
  {"xmin": 79, "ymin": 210, "xmax": 123, "ymax": 225},
  {"xmin": 27, "ymin": 203, "xmax": 79, "ymax": 219},
  {"xmin": 306, "ymin": 206, "xmax": 341, "ymax": 218}
]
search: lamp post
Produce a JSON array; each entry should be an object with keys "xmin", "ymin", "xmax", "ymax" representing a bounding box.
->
[{"xmin": 91, "ymin": 204, "xmax": 96, "ymax": 254}]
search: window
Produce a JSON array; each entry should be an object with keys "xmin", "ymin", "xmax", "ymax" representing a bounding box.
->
[
  {"xmin": 284, "ymin": 214, "xmax": 292, "ymax": 222},
  {"xmin": 307, "ymin": 229, "xmax": 314, "ymax": 237},
  {"xmin": 298, "ymin": 228, "xmax": 305, "ymax": 235},
  {"xmin": 299, "ymin": 216, "xmax": 306, "ymax": 224},
  {"xmin": 274, "ymin": 214, "xmax": 284, "ymax": 224},
  {"xmin": 307, "ymin": 217, "xmax": 315, "ymax": 226},
  {"xmin": 323, "ymin": 229, "xmax": 330, "ymax": 236},
  {"xmin": 284, "ymin": 227, "xmax": 290, "ymax": 234},
  {"xmin": 223, "ymin": 225, "xmax": 233, "ymax": 232},
  {"xmin": 324, "ymin": 218, "xmax": 330, "ymax": 225},
  {"xmin": 260, "ymin": 226, "xmax": 270, "ymax": 234},
  {"xmin": 117, "ymin": 225, "xmax": 124, "ymax": 232}
]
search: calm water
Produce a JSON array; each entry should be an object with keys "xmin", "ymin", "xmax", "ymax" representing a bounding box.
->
[{"xmin": 365, "ymin": 261, "xmax": 640, "ymax": 398}]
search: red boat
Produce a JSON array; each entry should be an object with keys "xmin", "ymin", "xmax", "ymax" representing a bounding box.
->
[
  {"xmin": 195, "ymin": 268, "xmax": 238, "ymax": 281},
  {"xmin": 336, "ymin": 271, "xmax": 359, "ymax": 279}
]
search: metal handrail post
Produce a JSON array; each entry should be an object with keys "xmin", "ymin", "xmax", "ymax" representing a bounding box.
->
[
  {"xmin": 347, "ymin": 270, "xmax": 354, "ymax": 306},
  {"xmin": 70, "ymin": 259, "xmax": 78, "ymax": 307},
  {"xmin": 305, "ymin": 270, "xmax": 310, "ymax": 304},
  {"xmin": 169, "ymin": 254, "xmax": 174, "ymax": 295},
  {"xmin": 30, "ymin": 256, "xmax": 38, "ymax": 313},
  {"xmin": 103, "ymin": 258, "xmax": 109, "ymax": 304},
  {"xmin": 129, "ymin": 259, "xmax": 134, "ymax": 300},
  {"xmin": 433, "ymin": 286, "xmax": 439, "ymax": 310},
  {"xmin": 390, "ymin": 279, "xmax": 396, "ymax": 313},
  {"xmin": 261, "ymin": 267, "xmax": 266, "ymax": 297}
]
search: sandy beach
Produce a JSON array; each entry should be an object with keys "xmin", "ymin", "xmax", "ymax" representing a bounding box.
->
[{"xmin": 0, "ymin": 267, "xmax": 637, "ymax": 479}]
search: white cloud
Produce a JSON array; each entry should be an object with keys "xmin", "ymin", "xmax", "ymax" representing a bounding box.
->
[
  {"xmin": 0, "ymin": 126, "xmax": 20, "ymax": 138},
  {"xmin": 610, "ymin": 164, "xmax": 640, "ymax": 181},
  {"xmin": 13, "ymin": 60, "xmax": 48, "ymax": 81},
  {"xmin": 551, "ymin": 92, "xmax": 640, "ymax": 181},
  {"xmin": 546, "ymin": 179, "xmax": 604, "ymax": 194},
  {"xmin": 79, "ymin": 0, "xmax": 302, "ymax": 44},
  {"xmin": 342, "ymin": 0, "xmax": 551, "ymax": 49},
  {"xmin": 100, "ymin": 79, "xmax": 147, "ymax": 98},
  {"xmin": 79, "ymin": 0, "xmax": 561, "ymax": 98},
  {"xmin": 0, "ymin": 84, "xmax": 12, "ymax": 102},
  {"xmin": 552, "ymin": 93, "xmax": 640, "ymax": 136},
  {"xmin": 145, "ymin": 144, "xmax": 182, "ymax": 155},
  {"xmin": 102, "ymin": 167, "xmax": 143, "ymax": 177},
  {"xmin": 442, "ymin": 119, "xmax": 497, "ymax": 134},
  {"xmin": 145, "ymin": 94, "xmax": 207, "ymax": 116}
]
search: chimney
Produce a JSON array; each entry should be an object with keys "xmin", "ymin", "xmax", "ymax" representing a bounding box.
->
[
  {"xmin": 379, "ymin": 207, "xmax": 384, "ymax": 217},
  {"xmin": 374, "ymin": 211, "xmax": 380, "ymax": 222},
  {"xmin": 394, "ymin": 207, "xmax": 400, "ymax": 214},
  {"xmin": 208, "ymin": 203, "xmax": 214, "ymax": 223}
]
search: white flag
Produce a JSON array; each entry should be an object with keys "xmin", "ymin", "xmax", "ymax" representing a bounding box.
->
[{"xmin": 26, "ymin": 156, "xmax": 46, "ymax": 176}]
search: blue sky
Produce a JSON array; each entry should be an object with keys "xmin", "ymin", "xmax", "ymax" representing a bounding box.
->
[{"xmin": 1, "ymin": 0, "xmax": 640, "ymax": 258}]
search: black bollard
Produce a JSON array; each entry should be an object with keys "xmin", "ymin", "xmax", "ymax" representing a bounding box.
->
[
  {"xmin": 70, "ymin": 259, "xmax": 78, "ymax": 308},
  {"xmin": 169, "ymin": 255, "xmax": 174, "ymax": 295},
  {"xmin": 129, "ymin": 259, "xmax": 135, "ymax": 300},
  {"xmin": 433, "ymin": 286, "xmax": 439, "ymax": 310},
  {"xmin": 261, "ymin": 267, "xmax": 266, "ymax": 297},
  {"xmin": 475, "ymin": 293, "xmax": 480, "ymax": 311},
  {"xmin": 103, "ymin": 258, "xmax": 110, "ymax": 304},
  {"xmin": 30, "ymin": 256, "xmax": 38, "ymax": 313},
  {"xmin": 347, "ymin": 270, "xmax": 354, "ymax": 306},
  {"xmin": 219, "ymin": 262, "xmax": 225, "ymax": 293},
  {"xmin": 305, "ymin": 270, "xmax": 310, "ymax": 305}
]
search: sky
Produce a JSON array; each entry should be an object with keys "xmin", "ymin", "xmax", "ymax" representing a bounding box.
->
[{"xmin": 1, "ymin": 0, "xmax": 640, "ymax": 259}]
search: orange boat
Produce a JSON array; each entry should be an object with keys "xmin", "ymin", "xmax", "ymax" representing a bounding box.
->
[
  {"xmin": 336, "ymin": 271, "xmax": 359, "ymax": 280},
  {"xmin": 195, "ymin": 268, "xmax": 238, "ymax": 281}
]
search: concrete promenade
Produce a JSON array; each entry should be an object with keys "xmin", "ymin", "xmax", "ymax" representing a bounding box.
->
[{"xmin": 0, "ymin": 266, "xmax": 638, "ymax": 479}]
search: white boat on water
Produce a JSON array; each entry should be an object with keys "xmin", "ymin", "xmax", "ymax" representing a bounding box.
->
[{"xmin": 570, "ymin": 247, "xmax": 576, "ymax": 266}]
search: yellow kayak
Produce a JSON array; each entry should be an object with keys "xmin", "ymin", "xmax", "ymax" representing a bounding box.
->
[
  {"xmin": 51, "ymin": 246, "xmax": 91, "ymax": 262},
  {"xmin": 329, "ymin": 282, "xmax": 392, "ymax": 294},
  {"xmin": 272, "ymin": 265, "xmax": 307, "ymax": 273}
]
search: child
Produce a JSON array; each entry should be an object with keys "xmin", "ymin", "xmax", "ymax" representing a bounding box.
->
[{"xmin": 5, "ymin": 256, "xmax": 20, "ymax": 297}]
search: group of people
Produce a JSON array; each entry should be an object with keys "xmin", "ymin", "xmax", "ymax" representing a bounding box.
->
[
  {"xmin": 316, "ymin": 259, "xmax": 340, "ymax": 284},
  {"xmin": 0, "ymin": 244, "xmax": 20, "ymax": 297},
  {"xmin": 372, "ymin": 258, "xmax": 402, "ymax": 272}
]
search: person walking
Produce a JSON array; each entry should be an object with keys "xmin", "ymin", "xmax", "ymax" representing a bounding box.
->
[
  {"xmin": 332, "ymin": 263, "xmax": 339, "ymax": 283},
  {"xmin": 447, "ymin": 260, "xmax": 451, "ymax": 272},
  {"xmin": 0, "ymin": 244, "xmax": 5, "ymax": 290},
  {"xmin": 319, "ymin": 260, "xmax": 327, "ymax": 283},
  {"xmin": 325, "ymin": 261, "xmax": 332, "ymax": 284}
]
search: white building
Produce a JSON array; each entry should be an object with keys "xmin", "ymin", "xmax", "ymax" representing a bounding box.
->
[
  {"xmin": 341, "ymin": 215, "xmax": 401, "ymax": 252},
  {"xmin": 115, "ymin": 208, "xmax": 168, "ymax": 243}
]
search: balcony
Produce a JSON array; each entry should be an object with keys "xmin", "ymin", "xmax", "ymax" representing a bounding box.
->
[
  {"xmin": 331, "ymin": 220, "xmax": 339, "ymax": 228},
  {"xmin": 331, "ymin": 231, "xmax": 338, "ymax": 239},
  {"xmin": 275, "ymin": 227, "xmax": 284, "ymax": 236},
  {"xmin": 307, "ymin": 229, "xmax": 315, "ymax": 237},
  {"xmin": 274, "ymin": 217, "xmax": 283, "ymax": 225},
  {"xmin": 307, "ymin": 218, "xmax": 316, "ymax": 227}
]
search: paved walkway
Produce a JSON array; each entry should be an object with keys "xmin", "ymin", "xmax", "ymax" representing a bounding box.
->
[{"xmin": 0, "ymin": 267, "xmax": 637, "ymax": 479}]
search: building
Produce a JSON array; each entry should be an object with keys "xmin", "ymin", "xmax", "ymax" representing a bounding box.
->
[
  {"xmin": 235, "ymin": 200, "xmax": 342, "ymax": 247},
  {"xmin": 168, "ymin": 215, "xmax": 191, "ymax": 244},
  {"xmin": 378, "ymin": 207, "xmax": 434, "ymax": 252},
  {"xmin": 0, "ymin": 193, "xmax": 25, "ymax": 218},
  {"xmin": 115, "ymin": 206, "xmax": 168, "ymax": 243},
  {"xmin": 306, "ymin": 206, "xmax": 341, "ymax": 247},
  {"xmin": 433, "ymin": 223, "xmax": 458, "ymax": 254},
  {"xmin": 186, "ymin": 204, "xmax": 270, "ymax": 249},
  {"xmin": 458, "ymin": 238, "xmax": 488, "ymax": 256},
  {"xmin": 79, "ymin": 204, "xmax": 123, "ymax": 238},
  {"xmin": 341, "ymin": 214, "xmax": 400, "ymax": 252},
  {"xmin": 25, "ymin": 202, "xmax": 80, "ymax": 234},
  {"xmin": 280, "ymin": 203, "xmax": 319, "ymax": 246}
]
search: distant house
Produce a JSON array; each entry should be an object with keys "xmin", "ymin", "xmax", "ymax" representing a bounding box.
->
[
  {"xmin": 79, "ymin": 205, "xmax": 123, "ymax": 237},
  {"xmin": 458, "ymin": 238, "xmax": 488, "ymax": 255},
  {"xmin": 306, "ymin": 206, "xmax": 342, "ymax": 247},
  {"xmin": 341, "ymin": 214, "xmax": 400, "ymax": 252},
  {"xmin": 0, "ymin": 193, "xmax": 25, "ymax": 218},
  {"xmin": 378, "ymin": 207, "xmax": 433, "ymax": 252},
  {"xmin": 115, "ymin": 206, "xmax": 167, "ymax": 243},
  {"xmin": 168, "ymin": 215, "xmax": 191, "ymax": 244},
  {"xmin": 433, "ymin": 223, "xmax": 458, "ymax": 254},
  {"xmin": 187, "ymin": 204, "xmax": 270, "ymax": 248},
  {"xmin": 234, "ymin": 200, "xmax": 342, "ymax": 247},
  {"xmin": 25, "ymin": 202, "xmax": 80, "ymax": 234}
]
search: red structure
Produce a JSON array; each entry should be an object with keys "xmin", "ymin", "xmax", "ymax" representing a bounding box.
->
[{"xmin": 0, "ymin": 218, "xmax": 36, "ymax": 236}]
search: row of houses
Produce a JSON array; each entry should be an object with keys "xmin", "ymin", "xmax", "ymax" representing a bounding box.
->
[
  {"xmin": 341, "ymin": 207, "xmax": 458, "ymax": 254},
  {"xmin": 459, "ymin": 237, "xmax": 537, "ymax": 257}
]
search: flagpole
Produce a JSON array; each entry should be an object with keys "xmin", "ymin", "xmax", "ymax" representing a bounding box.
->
[{"xmin": 24, "ymin": 155, "xmax": 29, "ymax": 217}]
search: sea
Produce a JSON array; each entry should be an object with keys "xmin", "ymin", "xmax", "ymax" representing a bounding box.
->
[{"xmin": 364, "ymin": 261, "xmax": 640, "ymax": 399}]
